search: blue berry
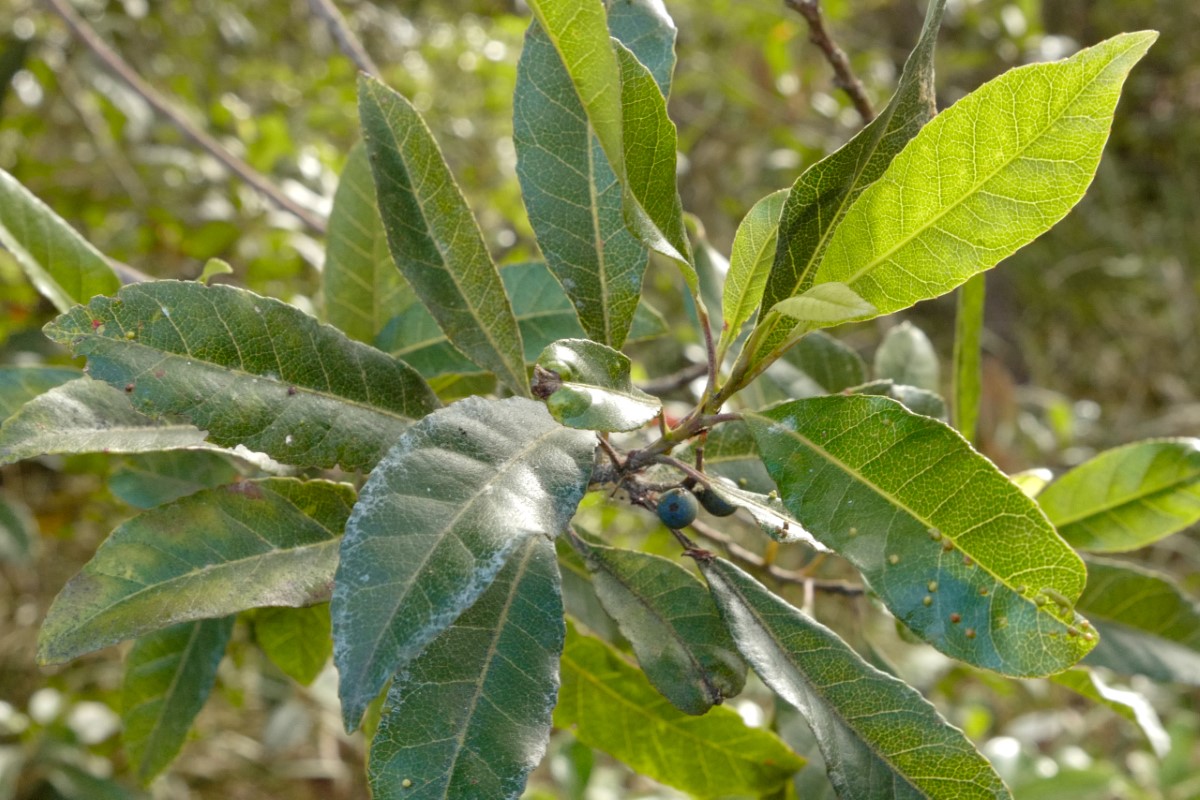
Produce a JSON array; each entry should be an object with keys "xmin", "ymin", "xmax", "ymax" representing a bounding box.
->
[
  {"xmin": 657, "ymin": 487, "xmax": 698, "ymax": 528},
  {"xmin": 695, "ymin": 485, "xmax": 738, "ymax": 517}
]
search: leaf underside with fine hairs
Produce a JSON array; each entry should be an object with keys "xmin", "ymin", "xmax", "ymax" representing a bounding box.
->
[{"xmin": 332, "ymin": 396, "xmax": 594, "ymax": 731}]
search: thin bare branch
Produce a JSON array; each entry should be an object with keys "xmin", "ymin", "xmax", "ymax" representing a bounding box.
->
[
  {"xmin": 638, "ymin": 362, "xmax": 708, "ymax": 396},
  {"xmin": 307, "ymin": 0, "xmax": 381, "ymax": 79},
  {"xmin": 690, "ymin": 518, "xmax": 864, "ymax": 595},
  {"xmin": 784, "ymin": 0, "xmax": 875, "ymax": 123},
  {"xmin": 44, "ymin": 0, "xmax": 328, "ymax": 235}
]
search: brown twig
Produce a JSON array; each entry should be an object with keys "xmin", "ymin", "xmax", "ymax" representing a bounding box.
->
[
  {"xmin": 638, "ymin": 362, "xmax": 708, "ymax": 396},
  {"xmin": 44, "ymin": 0, "xmax": 328, "ymax": 235},
  {"xmin": 784, "ymin": 0, "xmax": 875, "ymax": 123},
  {"xmin": 307, "ymin": 0, "xmax": 381, "ymax": 79},
  {"xmin": 690, "ymin": 518, "xmax": 864, "ymax": 595}
]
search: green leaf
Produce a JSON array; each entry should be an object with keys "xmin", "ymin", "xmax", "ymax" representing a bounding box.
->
[
  {"xmin": 251, "ymin": 604, "xmax": 332, "ymax": 686},
  {"xmin": 874, "ymin": 321, "xmax": 940, "ymax": 393},
  {"xmin": 534, "ymin": 339, "xmax": 660, "ymax": 432},
  {"xmin": 1010, "ymin": 468, "xmax": 1053, "ymax": 499},
  {"xmin": 718, "ymin": 189, "xmax": 789, "ymax": 361},
  {"xmin": 38, "ymin": 478, "xmax": 353, "ymax": 664},
  {"xmin": 0, "ymin": 491, "xmax": 37, "ymax": 564},
  {"xmin": 378, "ymin": 262, "xmax": 666, "ymax": 377},
  {"xmin": 513, "ymin": 5, "xmax": 672, "ymax": 347},
  {"xmin": 766, "ymin": 282, "xmax": 875, "ymax": 327},
  {"xmin": 0, "ymin": 365, "xmax": 79, "ymax": 423},
  {"xmin": 122, "ymin": 617, "xmax": 234, "ymax": 784},
  {"xmin": 952, "ymin": 274, "xmax": 986, "ymax": 443},
  {"xmin": 555, "ymin": 623, "xmax": 804, "ymax": 798},
  {"xmin": 701, "ymin": 557, "xmax": 1012, "ymax": 800},
  {"xmin": 1037, "ymin": 439, "xmax": 1200, "ymax": 552},
  {"xmin": 0, "ymin": 378, "xmax": 208, "ymax": 466},
  {"xmin": 813, "ymin": 32, "xmax": 1158, "ymax": 320},
  {"xmin": 323, "ymin": 143, "xmax": 415, "ymax": 344},
  {"xmin": 745, "ymin": 394, "xmax": 1094, "ymax": 676},
  {"xmin": 368, "ymin": 535, "xmax": 563, "ymax": 800},
  {"xmin": 751, "ymin": 0, "xmax": 945, "ymax": 363},
  {"xmin": 358, "ymin": 75, "xmax": 528, "ymax": 396},
  {"xmin": 852, "ymin": 378, "xmax": 949, "ymax": 421},
  {"xmin": 1051, "ymin": 667, "xmax": 1169, "ymax": 757},
  {"xmin": 0, "ymin": 167, "xmax": 121, "ymax": 313},
  {"xmin": 523, "ymin": 0, "xmax": 625, "ymax": 194},
  {"xmin": 604, "ymin": 0, "xmax": 677, "ymax": 94},
  {"xmin": 108, "ymin": 450, "xmax": 242, "ymax": 509},
  {"xmin": 613, "ymin": 39, "xmax": 694, "ymax": 275},
  {"xmin": 781, "ymin": 331, "xmax": 867, "ymax": 394},
  {"xmin": 568, "ymin": 532, "xmax": 745, "ymax": 715},
  {"xmin": 197, "ymin": 257, "xmax": 233, "ymax": 285},
  {"xmin": 1077, "ymin": 558, "xmax": 1200, "ymax": 686},
  {"xmin": 43, "ymin": 281, "xmax": 440, "ymax": 472},
  {"xmin": 332, "ymin": 396, "xmax": 594, "ymax": 731}
]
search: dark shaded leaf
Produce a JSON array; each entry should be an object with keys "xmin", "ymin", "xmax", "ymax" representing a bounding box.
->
[
  {"xmin": 122, "ymin": 617, "xmax": 234, "ymax": 784},
  {"xmin": 701, "ymin": 557, "xmax": 1012, "ymax": 800},
  {"xmin": 359, "ymin": 76, "xmax": 528, "ymax": 395},
  {"xmin": 43, "ymin": 281, "xmax": 440, "ymax": 472},
  {"xmin": 38, "ymin": 478, "xmax": 353, "ymax": 664},
  {"xmin": 569, "ymin": 532, "xmax": 744, "ymax": 715}
]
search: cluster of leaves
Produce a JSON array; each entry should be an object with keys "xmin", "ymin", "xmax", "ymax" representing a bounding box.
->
[{"xmin": 1, "ymin": 0, "xmax": 1195, "ymax": 798}]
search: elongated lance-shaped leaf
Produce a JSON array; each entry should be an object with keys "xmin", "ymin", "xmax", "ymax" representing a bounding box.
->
[
  {"xmin": 953, "ymin": 275, "xmax": 986, "ymax": 443},
  {"xmin": 814, "ymin": 31, "xmax": 1157, "ymax": 318},
  {"xmin": 555, "ymin": 623, "xmax": 804, "ymax": 798},
  {"xmin": 514, "ymin": 1, "xmax": 674, "ymax": 347},
  {"xmin": 717, "ymin": 189, "xmax": 788, "ymax": 361},
  {"xmin": 534, "ymin": 338, "xmax": 660, "ymax": 432},
  {"xmin": 378, "ymin": 262, "xmax": 668, "ymax": 377},
  {"xmin": 1077, "ymin": 558, "xmax": 1200, "ymax": 686},
  {"xmin": 0, "ymin": 167, "xmax": 121, "ymax": 313},
  {"xmin": 524, "ymin": 2, "xmax": 697, "ymax": 288},
  {"xmin": 614, "ymin": 40, "xmax": 695, "ymax": 278},
  {"xmin": 1038, "ymin": 439, "xmax": 1200, "ymax": 553},
  {"xmin": 748, "ymin": 0, "xmax": 945, "ymax": 364},
  {"xmin": 323, "ymin": 143, "xmax": 416, "ymax": 344},
  {"xmin": 251, "ymin": 604, "xmax": 332, "ymax": 686},
  {"xmin": 332, "ymin": 396, "xmax": 594, "ymax": 731},
  {"xmin": 0, "ymin": 365, "xmax": 79, "ymax": 423},
  {"xmin": 358, "ymin": 76, "xmax": 528, "ymax": 395},
  {"xmin": 766, "ymin": 282, "xmax": 875, "ymax": 327},
  {"xmin": 122, "ymin": 617, "xmax": 234, "ymax": 784},
  {"xmin": 0, "ymin": 492, "xmax": 38, "ymax": 564},
  {"xmin": 746, "ymin": 394, "xmax": 1094, "ymax": 676},
  {"xmin": 567, "ymin": 531, "xmax": 745, "ymax": 715},
  {"xmin": 369, "ymin": 535, "xmax": 563, "ymax": 800},
  {"xmin": 38, "ymin": 478, "xmax": 353, "ymax": 664},
  {"xmin": 43, "ymin": 281, "xmax": 439, "ymax": 472},
  {"xmin": 0, "ymin": 378, "xmax": 208, "ymax": 466},
  {"xmin": 1051, "ymin": 668, "xmax": 1170, "ymax": 757},
  {"xmin": 874, "ymin": 321, "xmax": 940, "ymax": 393},
  {"xmin": 702, "ymin": 557, "xmax": 1011, "ymax": 800}
]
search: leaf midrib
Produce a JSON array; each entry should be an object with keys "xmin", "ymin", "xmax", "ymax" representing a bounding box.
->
[{"xmin": 131, "ymin": 621, "xmax": 209, "ymax": 777}]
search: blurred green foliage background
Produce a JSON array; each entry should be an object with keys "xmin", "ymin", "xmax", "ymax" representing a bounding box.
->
[{"xmin": 0, "ymin": 0, "xmax": 1196, "ymax": 797}]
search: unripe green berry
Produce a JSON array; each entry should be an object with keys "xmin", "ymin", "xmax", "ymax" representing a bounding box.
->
[
  {"xmin": 695, "ymin": 485, "xmax": 737, "ymax": 517},
  {"xmin": 656, "ymin": 487, "xmax": 698, "ymax": 529}
]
